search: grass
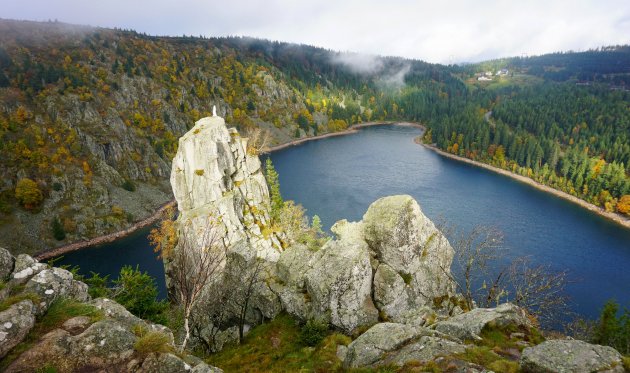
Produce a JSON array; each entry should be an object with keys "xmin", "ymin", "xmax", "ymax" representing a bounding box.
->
[
  {"xmin": 133, "ymin": 330, "xmax": 174, "ymax": 355},
  {"xmin": 0, "ymin": 298, "xmax": 103, "ymax": 370},
  {"xmin": 207, "ymin": 313, "xmax": 351, "ymax": 373},
  {"xmin": 622, "ymin": 356, "xmax": 630, "ymax": 371},
  {"xmin": 0, "ymin": 292, "xmax": 41, "ymax": 312}
]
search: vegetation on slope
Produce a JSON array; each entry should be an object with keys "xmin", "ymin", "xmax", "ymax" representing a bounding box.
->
[{"xmin": 0, "ymin": 19, "xmax": 629, "ymax": 254}]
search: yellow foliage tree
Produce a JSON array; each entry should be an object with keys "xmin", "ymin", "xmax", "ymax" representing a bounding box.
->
[
  {"xmin": 617, "ymin": 195, "xmax": 630, "ymax": 215},
  {"xmin": 15, "ymin": 178, "xmax": 43, "ymax": 209}
]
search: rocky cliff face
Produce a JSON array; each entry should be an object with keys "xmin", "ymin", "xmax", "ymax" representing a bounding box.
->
[
  {"xmin": 0, "ymin": 248, "xmax": 222, "ymax": 372},
  {"xmin": 170, "ymin": 115, "xmax": 282, "ymax": 261},
  {"xmin": 169, "ymin": 116, "xmax": 458, "ymax": 348},
  {"xmin": 273, "ymin": 194, "xmax": 458, "ymax": 334}
]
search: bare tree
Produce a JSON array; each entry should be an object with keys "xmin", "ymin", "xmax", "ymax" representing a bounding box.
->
[
  {"xmin": 162, "ymin": 217, "xmax": 227, "ymax": 352},
  {"xmin": 507, "ymin": 256, "xmax": 569, "ymax": 326},
  {"xmin": 444, "ymin": 225, "xmax": 507, "ymax": 310},
  {"xmin": 244, "ymin": 127, "xmax": 271, "ymax": 155},
  {"xmin": 440, "ymin": 224, "xmax": 569, "ymax": 326},
  {"xmin": 230, "ymin": 257, "xmax": 264, "ymax": 343}
]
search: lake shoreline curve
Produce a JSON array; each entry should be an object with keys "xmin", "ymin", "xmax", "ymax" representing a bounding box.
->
[
  {"xmin": 38, "ymin": 120, "xmax": 628, "ymax": 259},
  {"xmin": 36, "ymin": 122, "xmax": 411, "ymax": 260},
  {"xmin": 418, "ymin": 139, "xmax": 630, "ymax": 230}
]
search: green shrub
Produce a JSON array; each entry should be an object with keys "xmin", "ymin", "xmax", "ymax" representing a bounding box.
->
[
  {"xmin": 593, "ymin": 300, "xmax": 630, "ymax": 354},
  {"xmin": 113, "ymin": 265, "xmax": 167, "ymax": 324},
  {"xmin": 51, "ymin": 217, "xmax": 66, "ymax": 240},
  {"xmin": 300, "ymin": 319, "xmax": 329, "ymax": 347},
  {"xmin": 121, "ymin": 179, "xmax": 136, "ymax": 192},
  {"xmin": 84, "ymin": 272, "xmax": 111, "ymax": 298}
]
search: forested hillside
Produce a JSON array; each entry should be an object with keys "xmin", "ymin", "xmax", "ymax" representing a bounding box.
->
[{"xmin": 0, "ymin": 19, "xmax": 628, "ymax": 254}]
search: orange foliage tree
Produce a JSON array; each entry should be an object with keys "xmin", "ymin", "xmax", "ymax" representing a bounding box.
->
[{"xmin": 617, "ymin": 195, "xmax": 630, "ymax": 215}]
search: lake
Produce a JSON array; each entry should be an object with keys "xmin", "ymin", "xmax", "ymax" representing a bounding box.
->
[{"xmin": 56, "ymin": 124, "xmax": 630, "ymax": 320}]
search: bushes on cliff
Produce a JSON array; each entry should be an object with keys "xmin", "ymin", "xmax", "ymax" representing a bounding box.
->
[
  {"xmin": 15, "ymin": 178, "xmax": 43, "ymax": 209},
  {"xmin": 593, "ymin": 300, "xmax": 630, "ymax": 354},
  {"xmin": 81, "ymin": 266, "xmax": 168, "ymax": 325}
]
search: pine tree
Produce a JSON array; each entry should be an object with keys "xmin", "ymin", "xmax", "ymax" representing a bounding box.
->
[{"xmin": 265, "ymin": 158, "xmax": 283, "ymax": 221}]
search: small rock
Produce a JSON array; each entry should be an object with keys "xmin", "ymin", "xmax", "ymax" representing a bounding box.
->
[
  {"xmin": 62, "ymin": 316, "xmax": 93, "ymax": 335},
  {"xmin": 13, "ymin": 254, "xmax": 36, "ymax": 273},
  {"xmin": 336, "ymin": 345, "xmax": 348, "ymax": 362}
]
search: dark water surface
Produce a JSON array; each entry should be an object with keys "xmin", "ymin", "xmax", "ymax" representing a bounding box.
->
[{"xmin": 58, "ymin": 125, "xmax": 630, "ymax": 318}]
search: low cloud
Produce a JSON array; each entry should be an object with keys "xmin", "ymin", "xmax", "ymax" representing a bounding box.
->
[{"xmin": 332, "ymin": 52, "xmax": 384, "ymax": 74}]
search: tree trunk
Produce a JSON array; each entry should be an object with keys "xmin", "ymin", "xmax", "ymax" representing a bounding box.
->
[{"xmin": 181, "ymin": 308, "xmax": 191, "ymax": 352}]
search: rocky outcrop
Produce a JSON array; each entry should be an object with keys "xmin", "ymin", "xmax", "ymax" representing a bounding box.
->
[
  {"xmin": 0, "ymin": 247, "xmax": 15, "ymax": 280},
  {"xmin": 304, "ymin": 238, "xmax": 378, "ymax": 334},
  {"xmin": 435, "ymin": 303, "xmax": 533, "ymax": 341},
  {"xmin": 274, "ymin": 195, "xmax": 457, "ymax": 332},
  {"xmin": 0, "ymin": 250, "xmax": 220, "ymax": 372},
  {"xmin": 0, "ymin": 300, "xmax": 36, "ymax": 358},
  {"xmin": 170, "ymin": 115, "xmax": 281, "ymax": 261},
  {"xmin": 520, "ymin": 339, "xmax": 625, "ymax": 373},
  {"xmin": 342, "ymin": 322, "xmax": 466, "ymax": 368},
  {"xmin": 362, "ymin": 195, "xmax": 456, "ymax": 314}
]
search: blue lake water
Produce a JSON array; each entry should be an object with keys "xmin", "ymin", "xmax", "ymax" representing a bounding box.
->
[{"xmin": 57, "ymin": 124, "xmax": 630, "ymax": 319}]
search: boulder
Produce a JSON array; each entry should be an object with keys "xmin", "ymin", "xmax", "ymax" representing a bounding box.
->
[
  {"xmin": 24, "ymin": 267, "xmax": 90, "ymax": 315},
  {"xmin": 13, "ymin": 254, "xmax": 36, "ymax": 273},
  {"xmin": 343, "ymin": 322, "xmax": 421, "ymax": 368},
  {"xmin": 362, "ymin": 195, "xmax": 455, "ymax": 309},
  {"xmin": 276, "ymin": 244, "xmax": 312, "ymax": 288},
  {"xmin": 372, "ymin": 263, "xmax": 409, "ymax": 321},
  {"xmin": 381, "ymin": 336, "xmax": 466, "ymax": 367},
  {"xmin": 135, "ymin": 352, "xmax": 221, "ymax": 373},
  {"xmin": 304, "ymin": 238, "xmax": 378, "ymax": 334},
  {"xmin": 0, "ymin": 247, "xmax": 14, "ymax": 280},
  {"xmin": 435, "ymin": 303, "xmax": 532, "ymax": 341},
  {"xmin": 0, "ymin": 300, "xmax": 36, "ymax": 358},
  {"xmin": 67, "ymin": 319, "xmax": 137, "ymax": 365},
  {"xmin": 91, "ymin": 298, "xmax": 173, "ymax": 343},
  {"xmin": 5, "ymin": 319, "xmax": 136, "ymax": 372},
  {"xmin": 11, "ymin": 255, "xmax": 48, "ymax": 284},
  {"xmin": 520, "ymin": 339, "xmax": 625, "ymax": 373}
]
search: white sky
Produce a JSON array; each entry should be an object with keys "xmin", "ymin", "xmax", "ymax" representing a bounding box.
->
[{"xmin": 2, "ymin": 0, "xmax": 629, "ymax": 63}]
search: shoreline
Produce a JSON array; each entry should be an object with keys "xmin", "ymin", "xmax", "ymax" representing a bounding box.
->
[
  {"xmin": 38, "ymin": 120, "xmax": 628, "ymax": 259},
  {"xmin": 265, "ymin": 121, "xmax": 423, "ymax": 153},
  {"xmin": 35, "ymin": 200, "xmax": 176, "ymax": 261},
  {"xmin": 418, "ymin": 140, "xmax": 630, "ymax": 230},
  {"xmin": 37, "ymin": 122, "xmax": 413, "ymax": 259}
]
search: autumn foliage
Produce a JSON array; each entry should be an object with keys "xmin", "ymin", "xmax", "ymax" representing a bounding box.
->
[
  {"xmin": 617, "ymin": 195, "xmax": 630, "ymax": 215},
  {"xmin": 14, "ymin": 177, "xmax": 43, "ymax": 209}
]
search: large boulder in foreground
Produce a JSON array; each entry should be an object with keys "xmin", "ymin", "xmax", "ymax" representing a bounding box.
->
[
  {"xmin": 304, "ymin": 238, "xmax": 378, "ymax": 334},
  {"xmin": 274, "ymin": 194, "xmax": 458, "ymax": 331},
  {"xmin": 362, "ymin": 195, "xmax": 456, "ymax": 314},
  {"xmin": 520, "ymin": 339, "xmax": 625, "ymax": 373}
]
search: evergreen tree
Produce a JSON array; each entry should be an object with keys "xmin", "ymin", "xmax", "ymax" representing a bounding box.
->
[{"xmin": 265, "ymin": 158, "xmax": 283, "ymax": 221}]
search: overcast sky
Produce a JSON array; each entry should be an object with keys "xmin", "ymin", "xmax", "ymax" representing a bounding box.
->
[{"xmin": 3, "ymin": 0, "xmax": 630, "ymax": 63}]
